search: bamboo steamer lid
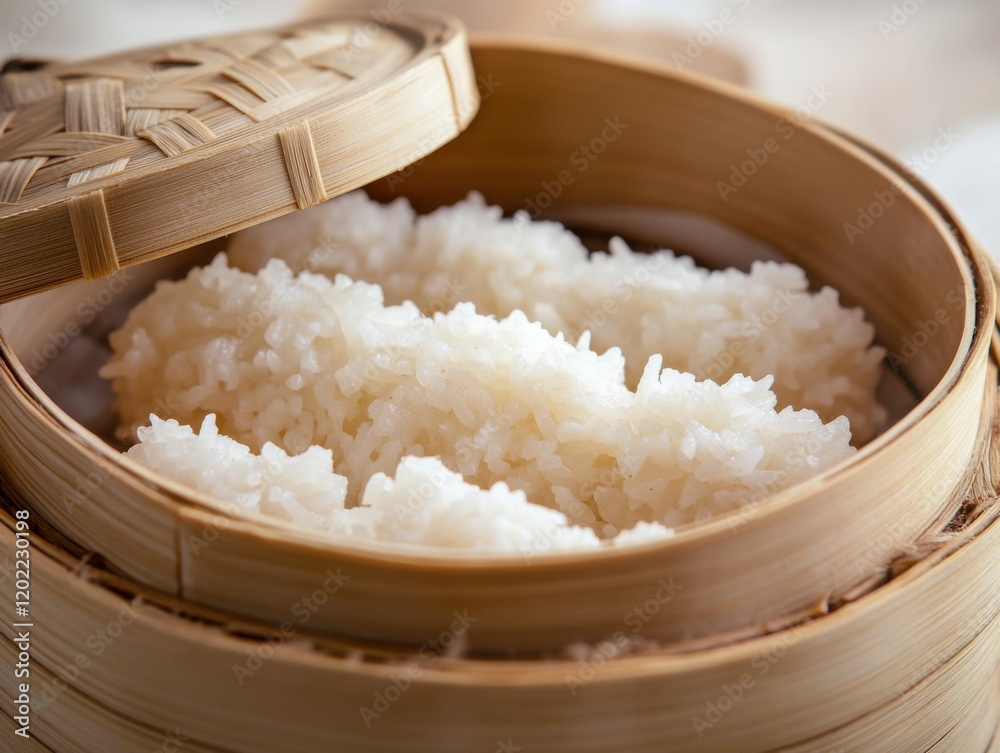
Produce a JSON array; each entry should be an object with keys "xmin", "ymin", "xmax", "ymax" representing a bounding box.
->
[
  {"xmin": 0, "ymin": 12, "xmax": 479, "ymax": 302},
  {"xmin": 0, "ymin": 37, "xmax": 994, "ymax": 656}
]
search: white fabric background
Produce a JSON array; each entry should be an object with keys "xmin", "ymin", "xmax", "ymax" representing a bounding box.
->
[{"xmin": 3, "ymin": 0, "xmax": 997, "ymax": 255}]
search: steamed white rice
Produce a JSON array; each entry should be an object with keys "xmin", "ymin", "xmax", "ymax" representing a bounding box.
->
[
  {"xmin": 228, "ymin": 192, "xmax": 887, "ymax": 442},
  {"xmin": 131, "ymin": 415, "xmax": 604, "ymax": 553},
  {"xmin": 103, "ymin": 251, "xmax": 859, "ymax": 551}
]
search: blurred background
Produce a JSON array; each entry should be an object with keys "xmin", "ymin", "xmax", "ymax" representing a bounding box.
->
[{"xmin": 3, "ymin": 0, "xmax": 999, "ymax": 256}]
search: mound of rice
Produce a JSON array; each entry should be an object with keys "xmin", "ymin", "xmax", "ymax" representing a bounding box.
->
[
  {"xmin": 229, "ymin": 192, "xmax": 887, "ymax": 442},
  {"xmin": 131, "ymin": 415, "xmax": 604, "ymax": 554},
  {"xmin": 102, "ymin": 254, "xmax": 856, "ymax": 549}
]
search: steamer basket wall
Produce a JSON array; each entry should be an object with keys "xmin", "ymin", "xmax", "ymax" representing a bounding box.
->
[{"xmin": 0, "ymin": 39, "xmax": 992, "ymax": 653}]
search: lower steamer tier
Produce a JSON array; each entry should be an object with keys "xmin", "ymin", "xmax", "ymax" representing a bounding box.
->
[{"xmin": 0, "ymin": 391, "xmax": 997, "ymax": 753}]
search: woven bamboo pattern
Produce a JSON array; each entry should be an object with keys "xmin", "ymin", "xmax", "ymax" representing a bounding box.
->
[
  {"xmin": 0, "ymin": 20, "xmax": 414, "ymax": 204},
  {"xmin": 0, "ymin": 14, "xmax": 478, "ymax": 302}
]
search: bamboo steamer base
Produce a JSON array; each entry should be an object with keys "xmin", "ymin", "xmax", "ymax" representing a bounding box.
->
[
  {"xmin": 1, "ymin": 380, "xmax": 997, "ymax": 753},
  {"xmin": 3, "ymin": 629, "xmax": 992, "ymax": 753},
  {"xmin": 0, "ymin": 503, "xmax": 995, "ymax": 752}
]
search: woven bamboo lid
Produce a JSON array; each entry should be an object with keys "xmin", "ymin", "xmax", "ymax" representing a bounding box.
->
[{"xmin": 0, "ymin": 13, "xmax": 478, "ymax": 303}]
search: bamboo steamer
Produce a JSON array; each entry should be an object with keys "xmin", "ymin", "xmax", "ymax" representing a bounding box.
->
[
  {"xmin": 0, "ymin": 28, "xmax": 993, "ymax": 655},
  {"xmin": 0, "ymin": 378, "xmax": 997, "ymax": 752},
  {"xmin": 0, "ymin": 21, "xmax": 997, "ymax": 749}
]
